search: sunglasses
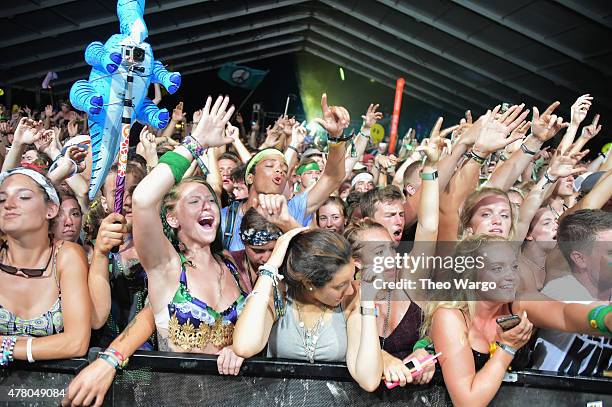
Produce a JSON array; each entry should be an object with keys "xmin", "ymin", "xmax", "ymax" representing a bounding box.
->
[{"xmin": 0, "ymin": 242, "xmax": 53, "ymax": 277}]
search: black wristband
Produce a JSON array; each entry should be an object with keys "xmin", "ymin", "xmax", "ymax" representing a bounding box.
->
[
  {"xmin": 287, "ymin": 145, "xmax": 300, "ymax": 155},
  {"xmin": 520, "ymin": 143, "xmax": 537, "ymax": 156}
]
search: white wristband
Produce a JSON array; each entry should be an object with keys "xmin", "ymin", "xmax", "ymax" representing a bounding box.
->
[{"xmin": 26, "ymin": 337, "xmax": 35, "ymax": 363}]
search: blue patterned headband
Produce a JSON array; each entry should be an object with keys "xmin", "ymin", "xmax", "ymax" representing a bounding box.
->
[{"xmin": 240, "ymin": 228, "xmax": 282, "ymax": 246}]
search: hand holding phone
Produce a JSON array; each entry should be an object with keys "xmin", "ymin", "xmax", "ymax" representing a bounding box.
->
[
  {"xmin": 496, "ymin": 315, "xmax": 521, "ymax": 331},
  {"xmin": 384, "ymin": 352, "xmax": 441, "ymax": 389}
]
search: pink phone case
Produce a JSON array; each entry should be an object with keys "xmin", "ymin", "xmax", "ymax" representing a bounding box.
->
[{"xmin": 384, "ymin": 352, "xmax": 441, "ymax": 389}]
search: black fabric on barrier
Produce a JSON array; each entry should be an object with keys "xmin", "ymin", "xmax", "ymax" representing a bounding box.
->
[{"xmin": 0, "ymin": 350, "xmax": 611, "ymax": 406}]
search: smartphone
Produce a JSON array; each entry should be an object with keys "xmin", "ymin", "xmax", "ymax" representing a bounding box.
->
[{"xmin": 496, "ymin": 315, "xmax": 520, "ymax": 331}]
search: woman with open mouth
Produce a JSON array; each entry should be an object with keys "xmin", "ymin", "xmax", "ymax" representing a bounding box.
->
[
  {"xmin": 422, "ymin": 234, "xmax": 612, "ymax": 407},
  {"xmin": 62, "ymin": 95, "xmax": 249, "ymax": 406}
]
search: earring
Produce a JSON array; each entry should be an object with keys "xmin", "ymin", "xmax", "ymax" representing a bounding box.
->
[{"xmin": 308, "ymin": 287, "xmax": 313, "ymax": 291}]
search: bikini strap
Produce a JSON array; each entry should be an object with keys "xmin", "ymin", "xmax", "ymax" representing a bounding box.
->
[{"xmin": 222, "ymin": 256, "xmax": 248, "ymax": 296}]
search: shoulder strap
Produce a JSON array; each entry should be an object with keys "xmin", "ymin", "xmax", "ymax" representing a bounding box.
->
[{"xmin": 222, "ymin": 201, "xmax": 241, "ymax": 249}]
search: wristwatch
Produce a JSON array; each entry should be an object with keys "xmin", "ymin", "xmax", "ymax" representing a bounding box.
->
[
  {"xmin": 420, "ymin": 171, "xmax": 438, "ymax": 181},
  {"xmin": 360, "ymin": 306, "xmax": 379, "ymax": 317}
]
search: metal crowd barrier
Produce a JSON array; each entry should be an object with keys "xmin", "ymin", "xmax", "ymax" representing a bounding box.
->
[{"xmin": 1, "ymin": 349, "xmax": 610, "ymax": 406}]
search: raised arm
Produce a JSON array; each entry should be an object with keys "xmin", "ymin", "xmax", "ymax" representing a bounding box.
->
[
  {"xmin": 2, "ymin": 118, "xmax": 42, "ymax": 172},
  {"xmin": 569, "ymin": 114, "xmax": 601, "ymax": 156},
  {"xmin": 515, "ymin": 147, "xmax": 588, "ymax": 240},
  {"xmin": 345, "ymin": 104, "xmax": 382, "ymax": 176},
  {"xmin": 227, "ymin": 123, "xmax": 252, "ymax": 164},
  {"xmin": 284, "ymin": 122, "xmax": 307, "ymax": 171},
  {"xmin": 233, "ymin": 228, "xmax": 306, "ymax": 358},
  {"xmin": 132, "ymin": 96, "xmax": 234, "ymax": 272},
  {"xmin": 558, "ymin": 94, "xmax": 592, "ymax": 154},
  {"xmin": 306, "ymin": 94, "xmax": 349, "ymax": 214},
  {"xmin": 561, "ymin": 170, "xmax": 612, "ymax": 219}
]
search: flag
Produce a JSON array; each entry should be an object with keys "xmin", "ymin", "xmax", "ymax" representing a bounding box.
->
[{"xmin": 218, "ymin": 62, "xmax": 268, "ymax": 90}]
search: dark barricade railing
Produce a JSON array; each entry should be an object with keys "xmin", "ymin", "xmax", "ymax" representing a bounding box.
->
[{"xmin": 1, "ymin": 349, "xmax": 611, "ymax": 407}]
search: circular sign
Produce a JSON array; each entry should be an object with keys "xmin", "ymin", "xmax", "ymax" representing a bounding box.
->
[
  {"xmin": 602, "ymin": 142, "xmax": 611, "ymax": 154},
  {"xmin": 231, "ymin": 69, "xmax": 251, "ymax": 84},
  {"xmin": 370, "ymin": 123, "xmax": 385, "ymax": 144}
]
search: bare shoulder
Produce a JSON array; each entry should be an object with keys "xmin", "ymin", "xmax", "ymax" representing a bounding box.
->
[
  {"xmin": 431, "ymin": 307, "xmax": 468, "ymax": 332},
  {"xmin": 57, "ymin": 241, "xmax": 87, "ymax": 264}
]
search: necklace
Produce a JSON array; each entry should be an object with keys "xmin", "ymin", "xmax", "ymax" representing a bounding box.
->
[
  {"xmin": 380, "ymin": 290, "xmax": 392, "ymax": 349},
  {"xmin": 295, "ymin": 301, "xmax": 328, "ymax": 363}
]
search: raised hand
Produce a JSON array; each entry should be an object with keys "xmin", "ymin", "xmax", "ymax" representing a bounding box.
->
[
  {"xmin": 290, "ymin": 122, "xmax": 307, "ymax": 146},
  {"xmin": 313, "ymin": 93, "xmax": 350, "ymax": 137},
  {"xmin": 172, "ymin": 102, "xmax": 184, "ymax": 122},
  {"xmin": 375, "ymin": 154, "xmax": 398, "ymax": 172},
  {"xmin": 570, "ymin": 94, "xmax": 593, "ymax": 126},
  {"xmin": 67, "ymin": 119, "xmax": 79, "ymax": 138},
  {"xmin": 418, "ymin": 117, "xmax": 458, "ymax": 163},
  {"xmin": 67, "ymin": 145, "xmax": 88, "ymax": 173},
  {"xmin": 44, "ymin": 105, "xmax": 54, "ymax": 118},
  {"xmin": 265, "ymin": 227, "xmax": 309, "ymax": 269},
  {"xmin": 361, "ymin": 103, "xmax": 383, "ymax": 130},
  {"xmin": 548, "ymin": 146, "xmax": 588, "ymax": 179},
  {"xmin": 34, "ymin": 129, "xmax": 54, "ymax": 153},
  {"xmin": 192, "ymin": 108, "xmax": 203, "ymax": 124},
  {"xmin": 531, "ymin": 101, "xmax": 569, "ymax": 142},
  {"xmin": 452, "ymin": 110, "xmax": 473, "ymax": 144},
  {"xmin": 474, "ymin": 105, "xmax": 529, "ymax": 155},
  {"xmin": 13, "ymin": 118, "xmax": 44, "ymax": 145},
  {"xmin": 139, "ymin": 127, "xmax": 157, "ymax": 156},
  {"xmin": 225, "ymin": 123, "xmax": 240, "ymax": 141},
  {"xmin": 0, "ymin": 122, "xmax": 14, "ymax": 135},
  {"xmin": 191, "ymin": 95, "xmax": 235, "ymax": 148},
  {"xmin": 580, "ymin": 113, "xmax": 601, "ymax": 141}
]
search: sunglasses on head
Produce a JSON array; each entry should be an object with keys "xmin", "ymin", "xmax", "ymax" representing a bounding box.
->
[{"xmin": 0, "ymin": 242, "xmax": 53, "ymax": 277}]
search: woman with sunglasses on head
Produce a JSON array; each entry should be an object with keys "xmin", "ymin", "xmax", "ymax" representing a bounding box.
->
[{"xmin": 0, "ymin": 168, "xmax": 91, "ymax": 365}]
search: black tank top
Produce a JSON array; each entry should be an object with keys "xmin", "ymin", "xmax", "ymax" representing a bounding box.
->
[{"xmin": 379, "ymin": 301, "xmax": 423, "ymax": 360}]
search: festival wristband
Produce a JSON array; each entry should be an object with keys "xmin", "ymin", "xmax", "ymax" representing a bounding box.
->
[
  {"xmin": 420, "ymin": 171, "xmax": 438, "ymax": 181},
  {"xmin": 104, "ymin": 347, "xmax": 129, "ymax": 369},
  {"xmin": 159, "ymin": 151, "xmax": 191, "ymax": 184},
  {"xmin": 520, "ymin": 142, "xmax": 537, "ymax": 156},
  {"xmin": 468, "ymin": 150, "xmax": 487, "ymax": 165},
  {"xmin": 181, "ymin": 136, "xmax": 208, "ymax": 175},
  {"xmin": 588, "ymin": 305, "xmax": 612, "ymax": 335},
  {"xmin": 543, "ymin": 170, "xmax": 558, "ymax": 185},
  {"xmin": 98, "ymin": 353, "xmax": 121, "ymax": 370}
]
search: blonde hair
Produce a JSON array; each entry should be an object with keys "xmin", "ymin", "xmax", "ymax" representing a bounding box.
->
[
  {"xmin": 343, "ymin": 219, "xmax": 388, "ymax": 262},
  {"xmin": 458, "ymin": 187, "xmax": 516, "ymax": 240},
  {"xmin": 420, "ymin": 234, "xmax": 508, "ymax": 338}
]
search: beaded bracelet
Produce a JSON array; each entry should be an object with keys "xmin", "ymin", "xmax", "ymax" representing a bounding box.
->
[
  {"xmin": 181, "ymin": 136, "xmax": 209, "ymax": 175},
  {"xmin": 258, "ymin": 265, "xmax": 286, "ymax": 317},
  {"xmin": 1, "ymin": 336, "xmax": 16, "ymax": 366},
  {"xmin": 104, "ymin": 347, "xmax": 129, "ymax": 369}
]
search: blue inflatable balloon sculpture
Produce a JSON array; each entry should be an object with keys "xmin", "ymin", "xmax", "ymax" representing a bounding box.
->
[{"xmin": 70, "ymin": 0, "xmax": 181, "ymax": 200}]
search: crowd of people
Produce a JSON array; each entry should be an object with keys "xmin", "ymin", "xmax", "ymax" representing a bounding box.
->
[{"xmin": 0, "ymin": 89, "xmax": 610, "ymax": 407}]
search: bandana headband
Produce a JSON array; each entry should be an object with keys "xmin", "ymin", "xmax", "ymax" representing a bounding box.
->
[
  {"xmin": 0, "ymin": 167, "xmax": 60, "ymax": 205},
  {"xmin": 240, "ymin": 228, "xmax": 282, "ymax": 246}
]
